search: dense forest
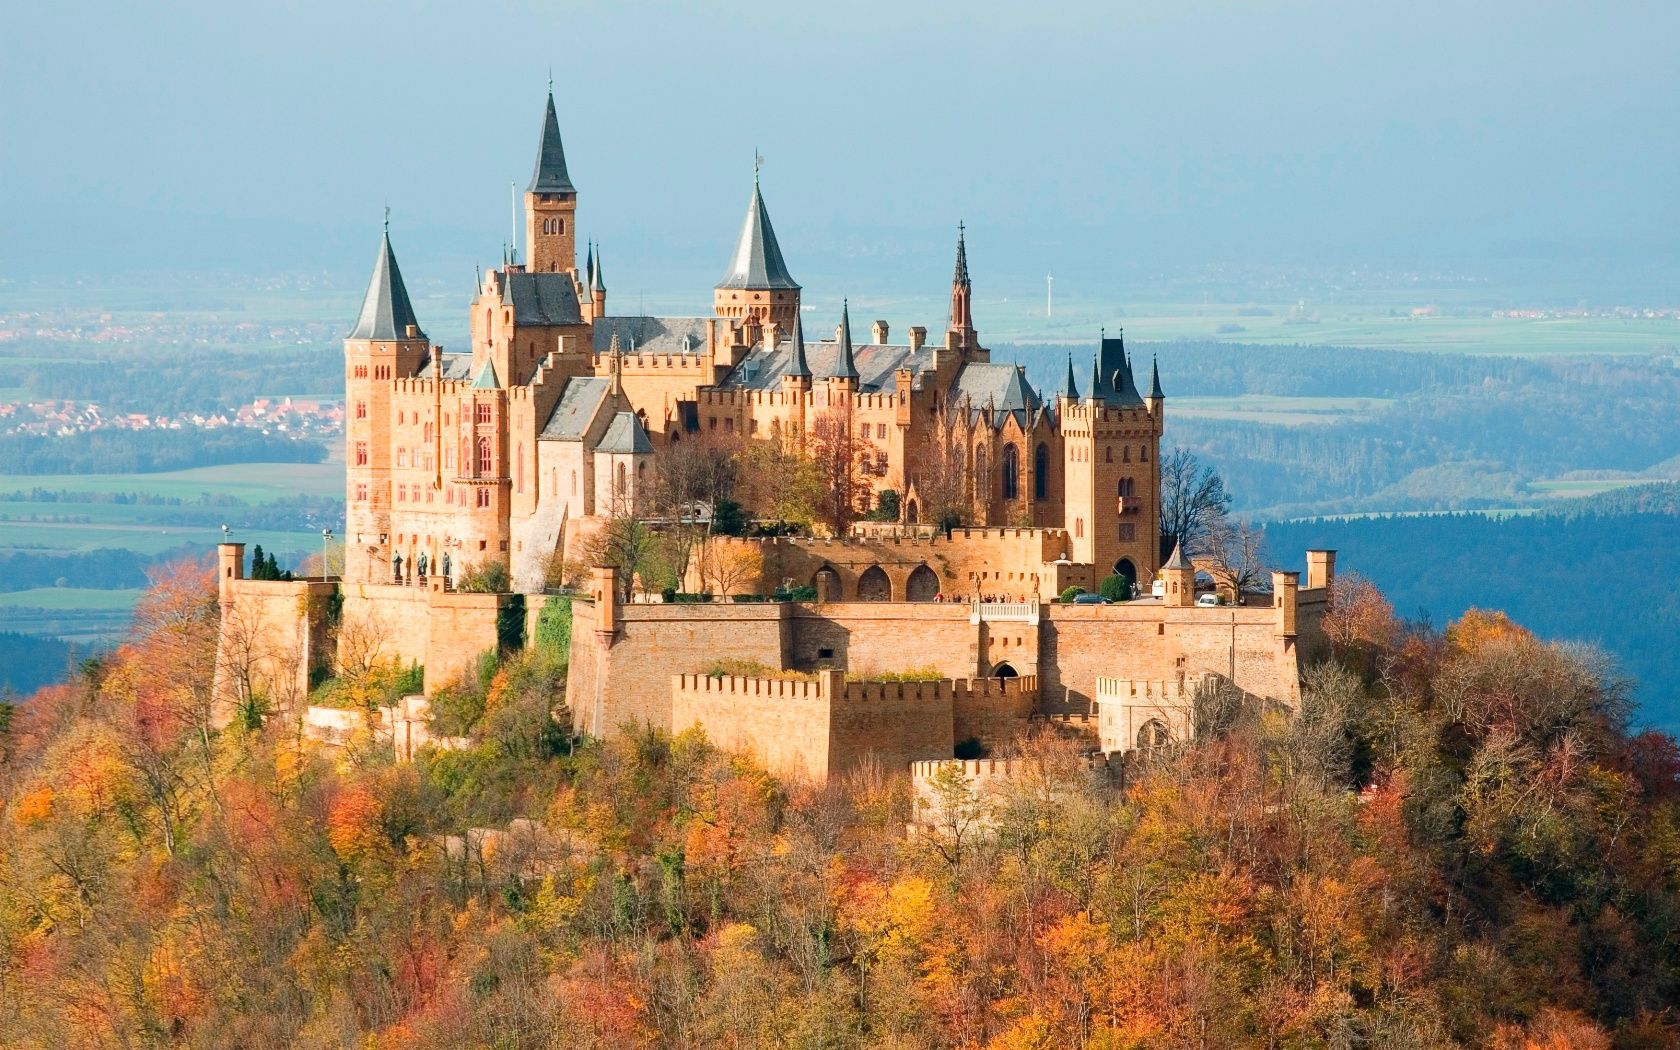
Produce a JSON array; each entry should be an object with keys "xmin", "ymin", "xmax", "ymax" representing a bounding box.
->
[
  {"xmin": 0, "ymin": 429, "xmax": 327, "ymax": 475},
  {"xmin": 18, "ymin": 346, "xmax": 339, "ymax": 415},
  {"xmin": 2, "ymin": 565, "xmax": 1678, "ymax": 1047},
  {"xmin": 1265, "ymin": 484, "xmax": 1680, "ymax": 733}
]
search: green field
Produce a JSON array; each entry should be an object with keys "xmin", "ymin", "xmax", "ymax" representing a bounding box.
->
[
  {"xmin": 0, "ymin": 587, "xmax": 146, "ymax": 611},
  {"xmin": 1526, "ymin": 478, "xmax": 1656, "ymax": 499},
  {"xmin": 0, "ymin": 459, "xmax": 344, "ymax": 504},
  {"xmin": 1171, "ymin": 394, "xmax": 1395, "ymax": 426}
]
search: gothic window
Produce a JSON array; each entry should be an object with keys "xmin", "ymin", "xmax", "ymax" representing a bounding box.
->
[
  {"xmin": 1000, "ymin": 444, "xmax": 1020, "ymax": 501},
  {"xmin": 355, "ymin": 401, "xmax": 367, "ymax": 419},
  {"xmin": 976, "ymin": 445, "xmax": 988, "ymax": 486},
  {"xmin": 1034, "ymin": 443, "xmax": 1049, "ymax": 500},
  {"xmin": 355, "ymin": 483, "xmax": 368, "ymax": 502},
  {"xmin": 1123, "ymin": 445, "xmax": 1131, "ymax": 463},
  {"xmin": 1141, "ymin": 445, "xmax": 1149, "ymax": 462},
  {"xmin": 1118, "ymin": 477, "xmax": 1136, "ymax": 498},
  {"xmin": 354, "ymin": 442, "xmax": 368, "ymax": 466},
  {"xmin": 476, "ymin": 403, "xmax": 492, "ymax": 424},
  {"xmin": 478, "ymin": 437, "xmax": 493, "ymax": 475},
  {"xmin": 476, "ymin": 487, "xmax": 491, "ymax": 509},
  {"xmin": 423, "ymin": 422, "xmax": 432, "ymax": 442},
  {"xmin": 615, "ymin": 463, "xmax": 627, "ymax": 495},
  {"xmin": 1105, "ymin": 446, "xmax": 1113, "ymax": 463}
]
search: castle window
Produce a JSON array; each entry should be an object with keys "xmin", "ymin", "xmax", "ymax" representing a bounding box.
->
[
  {"xmin": 476, "ymin": 403, "xmax": 492, "ymax": 424},
  {"xmin": 355, "ymin": 483, "xmax": 368, "ymax": 502},
  {"xmin": 1105, "ymin": 446, "xmax": 1113, "ymax": 463},
  {"xmin": 1034, "ymin": 443, "xmax": 1049, "ymax": 500},
  {"xmin": 516, "ymin": 445, "xmax": 524, "ymax": 493},
  {"xmin": 423, "ymin": 423, "xmax": 433, "ymax": 442},
  {"xmin": 749, "ymin": 419, "xmax": 758, "ymax": 435},
  {"xmin": 557, "ymin": 219, "xmax": 564, "ymax": 235},
  {"xmin": 1000, "ymin": 444, "xmax": 1020, "ymax": 501},
  {"xmin": 355, "ymin": 442, "xmax": 368, "ymax": 466},
  {"xmin": 355, "ymin": 401, "xmax": 367, "ymax": 419},
  {"xmin": 1118, "ymin": 477, "xmax": 1136, "ymax": 498},
  {"xmin": 397, "ymin": 448, "xmax": 407, "ymax": 468},
  {"xmin": 1141, "ymin": 445, "xmax": 1148, "ymax": 462},
  {"xmin": 615, "ymin": 463, "xmax": 627, "ymax": 495},
  {"xmin": 397, "ymin": 411, "xmax": 405, "ymax": 425},
  {"xmin": 571, "ymin": 470, "xmax": 578, "ymax": 494},
  {"xmin": 1076, "ymin": 518, "xmax": 1084, "ymax": 538},
  {"xmin": 476, "ymin": 488, "xmax": 491, "ymax": 509},
  {"xmin": 478, "ymin": 438, "xmax": 493, "ymax": 475},
  {"xmin": 1123, "ymin": 445, "xmax": 1131, "ymax": 463},
  {"xmin": 877, "ymin": 423, "xmax": 887, "ymax": 439}
]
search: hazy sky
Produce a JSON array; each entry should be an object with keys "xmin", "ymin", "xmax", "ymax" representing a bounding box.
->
[{"xmin": 3, "ymin": 1, "xmax": 1677, "ymax": 305}]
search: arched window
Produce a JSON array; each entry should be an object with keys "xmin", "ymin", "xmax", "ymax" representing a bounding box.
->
[
  {"xmin": 615, "ymin": 462, "xmax": 627, "ymax": 495},
  {"xmin": 477, "ymin": 437, "xmax": 493, "ymax": 475},
  {"xmin": 1123, "ymin": 445, "xmax": 1131, "ymax": 463},
  {"xmin": 515, "ymin": 444, "xmax": 524, "ymax": 493},
  {"xmin": 1105, "ymin": 446, "xmax": 1113, "ymax": 463},
  {"xmin": 354, "ymin": 442, "xmax": 368, "ymax": 466},
  {"xmin": 906, "ymin": 564, "xmax": 939, "ymax": 601},
  {"xmin": 1034, "ymin": 443, "xmax": 1049, "ymax": 500},
  {"xmin": 975, "ymin": 446, "xmax": 988, "ymax": 492},
  {"xmin": 1118, "ymin": 477, "xmax": 1136, "ymax": 498},
  {"xmin": 1000, "ymin": 444, "xmax": 1020, "ymax": 501}
]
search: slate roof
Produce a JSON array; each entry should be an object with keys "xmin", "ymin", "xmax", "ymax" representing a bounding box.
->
[
  {"xmin": 1163, "ymin": 542, "xmax": 1189, "ymax": 570},
  {"xmin": 418, "ymin": 352, "xmax": 475, "ymax": 381},
  {"xmin": 539, "ymin": 376, "xmax": 611, "ymax": 440},
  {"xmin": 1148, "ymin": 355, "xmax": 1164, "ymax": 400},
  {"xmin": 595, "ymin": 410, "xmax": 653, "ymax": 454},
  {"xmin": 784, "ymin": 312, "xmax": 810, "ymax": 378},
  {"xmin": 1061, "ymin": 353, "xmax": 1080, "ymax": 400},
  {"xmin": 591, "ymin": 315, "xmax": 711, "ymax": 355},
  {"xmin": 716, "ymin": 180, "xmax": 799, "ymax": 291},
  {"xmin": 472, "ymin": 361, "xmax": 500, "ymax": 390},
  {"xmin": 502, "ymin": 271, "xmax": 583, "ymax": 326},
  {"xmin": 719, "ymin": 336, "xmax": 937, "ymax": 394},
  {"xmin": 829, "ymin": 301, "xmax": 858, "ymax": 379},
  {"xmin": 348, "ymin": 232, "xmax": 424, "ymax": 341},
  {"xmin": 527, "ymin": 92, "xmax": 576, "ymax": 196},
  {"xmin": 950, "ymin": 362, "xmax": 1043, "ymax": 427}
]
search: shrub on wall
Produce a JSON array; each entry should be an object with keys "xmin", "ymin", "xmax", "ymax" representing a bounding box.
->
[
  {"xmin": 457, "ymin": 560, "xmax": 511, "ymax": 594},
  {"xmin": 848, "ymin": 665, "xmax": 944, "ymax": 683},
  {"xmin": 703, "ymin": 659, "xmax": 813, "ymax": 681},
  {"xmin": 534, "ymin": 597, "xmax": 572, "ymax": 660},
  {"xmin": 1099, "ymin": 574, "xmax": 1131, "ymax": 602},
  {"xmin": 1059, "ymin": 585, "xmax": 1085, "ymax": 603}
]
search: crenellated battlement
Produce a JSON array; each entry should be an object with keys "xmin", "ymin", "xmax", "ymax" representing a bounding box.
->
[{"xmin": 671, "ymin": 671, "xmax": 1037, "ymax": 706}]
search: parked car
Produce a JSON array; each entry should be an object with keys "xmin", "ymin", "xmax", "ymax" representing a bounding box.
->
[
  {"xmin": 1150, "ymin": 578, "xmax": 1166, "ymax": 598},
  {"xmin": 1072, "ymin": 592, "xmax": 1113, "ymax": 605},
  {"xmin": 1196, "ymin": 593, "xmax": 1221, "ymax": 607}
]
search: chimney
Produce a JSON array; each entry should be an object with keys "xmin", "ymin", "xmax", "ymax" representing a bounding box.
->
[
  {"xmin": 872, "ymin": 319, "xmax": 889, "ymax": 344},
  {"xmin": 405, "ymin": 324, "xmax": 420, "ymax": 338},
  {"xmin": 764, "ymin": 321, "xmax": 779, "ymax": 351},
  {"xmin": 908, "ymin": 326, "xmax": 927, "ymax": 352}
]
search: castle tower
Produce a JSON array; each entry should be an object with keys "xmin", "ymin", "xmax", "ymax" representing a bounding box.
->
[
  {"xmin": 947, "ymin": 223, "xmax": 976, "ymax": 350},
  {"xmin": 345, "ymin": 225, "xmax": 429, "ymax": 584},
  {"xmin": 588, "ymin": 241, "xmax": 607, "ymax": 318},
  {"xmin": 524, "ymin": 88, "xmax": 578, "ymax": 275},
  {"xmin": 1060, "ymin": 331, "xmax": 1164, "ymax": 592},
  {"xmin": 1160, "ymin": 542, "xmax": 1195, "ymax": 607},
  {"xmin": 714, "ymin": 172, "xmax": 800, "ymax": 329}
]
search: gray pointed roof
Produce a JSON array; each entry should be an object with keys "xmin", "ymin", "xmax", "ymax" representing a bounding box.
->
[
  {"xmin": 1163, "ymin": 542, "xmax": 1189, "ymax": 570},
  {"xmin": 951, "ymin": 361, "xmax": 1042, "ymax": 427},
  {"xmin": 590, "ymin": 243, "xmax": 605, "ymax": 293},
  {"xmin": 716, "ymin": 179, "xmax": 799, "ymax": 291},
  {"xmin": 472, "ymin": 361, "xmax": 501, "ymax": 389},
  {"xmin": 348, "ymin": 232, "xmax": 424, "ymax": 341},
  {"xmin": 784, "ymin": 311, "xmax": 810, "ymax": 378},
  {"xmin": 1061, "ymin": 353, "xmax": 1080, "ymax": 400},
  {"xmin": 1087, "ymin": 355, "xmax": 1103, "ymax": 403},
  {"xmin": 828, "ymin": 301, "xmax": 858, "ymax": 379},
  {"xmin": 595, "ymin": 410, "xmax": 653, "ymax": 454},
  {"xmin": 1149, "ymin": 354, "xmax": 1164, "ymax": 400},
  {"xmin": 527, "ymin": 92, "xmax": 576, "ymax": 195}
]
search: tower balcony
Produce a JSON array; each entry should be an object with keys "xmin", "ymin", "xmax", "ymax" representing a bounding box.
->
[{"xmin": 1117, "ymin": 496, "xmax": 1143, "ymax": 515}]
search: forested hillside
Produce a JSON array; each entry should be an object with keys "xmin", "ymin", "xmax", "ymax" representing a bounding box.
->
[
  {"xmin": 1266, "ymin": 484, "xmax": 1680, "ymax": 732},
  {"xmin": 2, "ymin": 566, "xmax": 1678, "ymax": 1047}
]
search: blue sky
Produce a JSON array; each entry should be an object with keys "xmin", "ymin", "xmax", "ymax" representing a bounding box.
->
[{"xmin": 3, "ymin": 1, "xmax": 1677, "ymax": 301}]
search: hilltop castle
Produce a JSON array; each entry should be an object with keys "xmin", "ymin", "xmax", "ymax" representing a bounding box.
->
[{"xmin": 217, "ymin": 88, "xmax": 1338, "ymax": 782}]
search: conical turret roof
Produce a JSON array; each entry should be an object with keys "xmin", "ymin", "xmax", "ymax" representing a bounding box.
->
[
  {"xmin": 527, "ymin": 91, "xmax": 576, "ymax": 195},
  {"xmin": 717, "ymin": 178, "xmax": 799, "ymax": 291},
  {"xmin": 1163, "ymin": 542, "xmax": 1189, "ymax": 570},
  {"xmin": 590, "ymin": 243, "xmax": 606, "ymax": 293},
  {"xmin": 784, "ymin": 311, "xmax": 811, "ymax": 378},
  {"xmin": 1149, "ymin": 354, "xmax": 1164, "ymax": 400},
  {"xmin": 348, "ymin": 230, "xmax": 424, "ymax": 341},
  {"xmin": 1062, "ymin": 353, "xmax": 1080, "ymax": 400},
  {"xmin": 828, "ymin": 300, "xmax": 858, "ymax": 379}
]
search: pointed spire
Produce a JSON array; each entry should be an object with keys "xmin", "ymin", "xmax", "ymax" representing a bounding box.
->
[
  {"xmin": 584, "ymin": 241, "xmax": 595, "ymax": 289},
  {"xmin": 953, "ymin": 221, "xmax": 970, "ymax": 286},
  {"xmin": 527, "ymin": 89, "xmax": 576, "ymax": 195},
  {"xmin": 348, "ymin": 227, "xmax": 423, "ymax": 341},
  {"xmin": 1164, "ymin": 541, "xmax": 1188, "ymax": 570},
  {"xmin": 784, "ymin": 311, "xmax": 811, "ymax": 379},
  {"xmin": 1062, "ymin": 353, "xmax": 1080, "ymax": 400},
  {"xmin": 472, "ymin": 360, "xmax": 500, "ymax": 390},
  {"xmin": 829, "ymin": 300, "xmax": 858, "ymax": 380},
  {"xmin": 1149, "ymin": 354, "xmax": 1164, "ymax": 400},
  {"xmin": 1088, "ymin": 354, "xmax": 1103, "ymax": 404},
  {"xmin": 590, "ymin": 243, "xmax": 605, "ymax": 293},
  {"xmin": 717, "ymin": 177, "xmax": 799, "ymax": 290}
]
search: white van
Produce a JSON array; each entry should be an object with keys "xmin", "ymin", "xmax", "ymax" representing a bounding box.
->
[{"xmin": 1150, "ymin": 578, "xmax": 1166, "ymax": 599}]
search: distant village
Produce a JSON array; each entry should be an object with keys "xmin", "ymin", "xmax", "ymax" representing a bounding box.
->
[{"xmin": 0, "ymin": 395, "xmax": 342, "ymax": 440}]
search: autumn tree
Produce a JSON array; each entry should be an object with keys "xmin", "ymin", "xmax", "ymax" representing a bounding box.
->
[
  {"xmin": 809, "ymin": 404, "xmax": 876, "ymax": 536},
  {"xmin": 906, "ymin": 401, "xmax": 971, "ymax": 531},
  {"xmin": 1203, "ymin": 514, "xmax": 1268, "ymax": 601}
]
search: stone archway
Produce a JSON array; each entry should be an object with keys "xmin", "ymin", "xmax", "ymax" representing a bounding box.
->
[
  {"xmin": 1136, "ymin": 718, "xmax": 1171, "ymax": 751},
  {"xmin": 905, "ymin": 498, "xmax": 919, "ymax": 524},
  {"xmin": 991, "ymin": 661, "xmax": 1019, "ymax": 680},
  {"xmin": 905, "ymin": 564, "xmax": 939, "ymax": 602},
  {"xmin": 813, "ymin": 565, "xmax": 841, "ymax": 602},
  {"xmin": 1113, "ymin": 558, "xmax": 1137, "ymax": 589},
  {"xmin": 858, "ymin": 565, "xmax": 892, "ymax": 602}
]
